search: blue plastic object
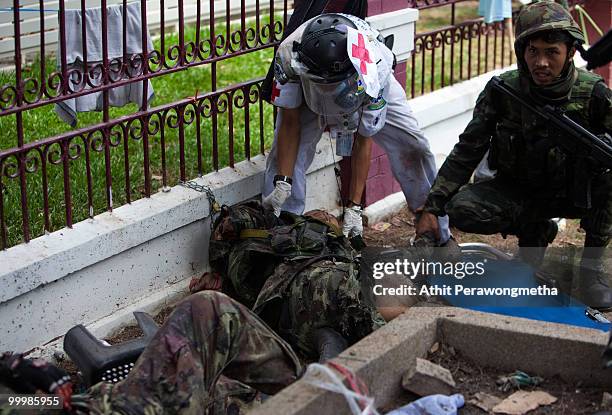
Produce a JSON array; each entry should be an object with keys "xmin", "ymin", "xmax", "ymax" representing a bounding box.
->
[
  {"xmin": 386, "ymin": 394, "xmax": 465, "ymax": 415},
  {"xmin": 427, "ymin": 257, "xmax": 610, "ymax": 332}
]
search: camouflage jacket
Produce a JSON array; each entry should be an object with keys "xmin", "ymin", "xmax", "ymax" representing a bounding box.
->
[
  {"xmin": 424, "ymin": 68, "xmax": 612, "ymax": 216},
  {"xmin": 209, "ymin": 203, "xmax": 382, "ymax": 357}
]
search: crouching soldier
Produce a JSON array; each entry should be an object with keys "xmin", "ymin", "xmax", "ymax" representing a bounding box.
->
[{"xmin": 416, "ymin": 1, "xmax": 612, "ymax": 309}]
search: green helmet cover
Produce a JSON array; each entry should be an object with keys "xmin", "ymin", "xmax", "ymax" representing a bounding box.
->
[{"xmin": 515, "ymin": 1, "xmax": 585, "ymax": 50}]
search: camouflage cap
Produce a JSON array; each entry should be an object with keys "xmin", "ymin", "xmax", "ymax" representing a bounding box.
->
[{"xmin": 515, "ymin": 1, "xmax": 585, "ymax": 46}]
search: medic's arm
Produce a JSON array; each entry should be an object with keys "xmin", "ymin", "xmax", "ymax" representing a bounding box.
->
[
  {"xmin": 348, "ymin": 133, "xmax": 372, "ymax": 204},
  {"xmin": 423, "ymin": 81, "xmax": 497, "ymax": 216},
  {"xmin": 277, "ymin": 107, "xmax": 302, "ymax": 177}
]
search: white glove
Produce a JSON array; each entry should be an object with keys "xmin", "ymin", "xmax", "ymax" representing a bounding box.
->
[
  {"xmin": 342, "ymin": 205, "xmax": 363, "ymax": 237},
  {"xmin": 262, "ymin": 180, "xmax": 292, "ymax": 217}
]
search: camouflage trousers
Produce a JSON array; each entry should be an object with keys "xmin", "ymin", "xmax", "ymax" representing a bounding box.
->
[
  {"xmin": 84, "ymin": 291, "xmax": 302, "ymax": 415},
  {"xmin": 445, "ymin": 174, "xmax": 612, "ymax": 248},
  {"xmin": 281, "ymin": 259, "xmax": 385, "ymax": 356}
]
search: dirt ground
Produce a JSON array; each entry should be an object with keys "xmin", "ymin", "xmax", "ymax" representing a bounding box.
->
[
  {"xmin": 426, "ymin": 343, "xmax": 606, "ymax": 414},
  {"xmin": 363, "ymin": 206, "xmax": 586, "ymax": 253}
]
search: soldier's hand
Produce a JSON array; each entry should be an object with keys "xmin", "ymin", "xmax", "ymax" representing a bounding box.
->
[
  {"xmin": 262, "ymin": 180, "xmax": 292, "ymax": 217},
  {"xmin": 342, "ymin": 206, "xmax": 363, "ymax": 237},
  {"xmin": 415, "ymin": 211, "xmax": 441, "ymax": 241}
]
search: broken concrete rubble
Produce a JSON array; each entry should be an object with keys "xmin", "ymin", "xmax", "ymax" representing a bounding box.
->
[{"xmin": 401, "ymin": 357, "xmax": 456, "ymax": 396}]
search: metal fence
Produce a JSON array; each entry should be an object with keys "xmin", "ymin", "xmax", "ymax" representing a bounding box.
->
[
  {"xmin": 0, "ymin": 0, "xmax": 586, "ymax": 249},
  {"xmin": 407, "ymin": 0, "xmax": 585, "ymax": 97},
  {"xmin": 0, "ymin": 0, "xmax": 287, "ymax": 249}
]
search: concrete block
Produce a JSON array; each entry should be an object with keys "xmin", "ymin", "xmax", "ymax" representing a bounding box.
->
[
  {"xmin": 254, "ymin": 307, "xmax": 611, "ymax": 415},
  {"xmin": 364, "ymin": 191, "xmax": 407, "ymax": 225},
  {"xmin": 401, "ymin": 357, "xmax": 456, "ymax": 396}
]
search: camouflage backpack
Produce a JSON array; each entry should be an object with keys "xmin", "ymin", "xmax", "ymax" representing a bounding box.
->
[{"xmin": 209, "ymin": 201, "xmax": 354, "ymax": 307}]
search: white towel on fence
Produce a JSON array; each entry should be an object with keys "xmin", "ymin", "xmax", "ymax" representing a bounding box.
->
[
  {"xmin": 478, "ymin": 0, "xmax": 512, "ymax": 24},
  {"xmin": 55, "ymin": 2, "xmax": 154, "ymax": 127}
]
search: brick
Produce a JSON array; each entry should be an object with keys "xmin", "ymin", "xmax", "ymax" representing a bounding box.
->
[
  {"xmin": 401, "ymin": 358, "xmax": 456, "ymax": 397},
  {"xmin": 378, "ymin": 155, "xmax": 392, "ymax": 177},
  {"xmin": 392, "ymin": 180, "xmax": 402, "ymax": 194},
  {"xmin": 394, "ymin": 62, "xmax": 407, "ymax": 89},
  {"xmin": 583, "ymin": 0, "xmax": 612, "ymax": 85},
  {"xmin": 365, "ymin": 174, "xmax": 393, "ymax": 205}
]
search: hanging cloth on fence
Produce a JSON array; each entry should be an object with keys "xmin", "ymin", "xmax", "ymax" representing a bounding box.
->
[
  {"xmin": 54, "ymin": 2, "xmax": 154, "ymax": 127},
  {"xmin": 478, "ymin": 0, "xmax": 512, "ymax": 24}
]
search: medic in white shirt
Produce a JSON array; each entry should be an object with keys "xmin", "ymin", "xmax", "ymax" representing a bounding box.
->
[{"xmin": 262, "ymin": 13, "xmax": 451, "ymax": 244}]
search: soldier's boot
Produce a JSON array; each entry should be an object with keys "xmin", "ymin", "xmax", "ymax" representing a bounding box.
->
[
  {"xmin": 314, "ymin": 327, "xmax": 348, "ymax": 363},
  {"xmin": 516, "ymin": 219, "xmax": 558, "ymax": 269},
  {"xmin": 577, "ymin": 246, "xmax": 612, "ymax": 310}
]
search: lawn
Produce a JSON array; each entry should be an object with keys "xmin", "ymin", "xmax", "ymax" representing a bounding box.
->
[{"xmin": 0, "ymin": 2, "xmax": 518, "ymax": 248}]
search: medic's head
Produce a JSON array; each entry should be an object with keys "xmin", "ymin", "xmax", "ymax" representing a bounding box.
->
[
  {"xmin": 292, "ymin": 14, "xmax": 368, "ymax": 115},
  {"xmin": 293, "ymin": 13, "xmax": 357, "ymax": 83}
]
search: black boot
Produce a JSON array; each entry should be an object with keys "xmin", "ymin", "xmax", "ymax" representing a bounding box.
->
[
  {"xmin": 314, "ymin": 327, "xmax": 348, "ymax": 363},
  {"xmin": 517, "ymin": 219, "xmax": 558, "ymax": 269},
  {"xmin": 578, "ymin": 248, "xmax": 612, "ymax": 310}
]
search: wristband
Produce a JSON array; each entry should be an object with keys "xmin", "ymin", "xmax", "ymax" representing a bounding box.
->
[
  {"xmin": 273, "ymin": 175, "xmax": 293, "ymax": 185},
  {"xmin": 346, "ymin": 200, "xmax": 363, "ymax": 209}
]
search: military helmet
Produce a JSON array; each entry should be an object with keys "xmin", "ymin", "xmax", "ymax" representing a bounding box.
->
[
  {"xmin": 295, "ymin": 14, "xmax": 357, "ymax": 83},
  {"xmin": 515, "ymin": 1, "xmax": 585, "ymax": 48}
]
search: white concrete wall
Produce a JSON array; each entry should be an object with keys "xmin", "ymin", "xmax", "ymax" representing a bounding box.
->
[
  {"xmin": 410, "ymin": 66, "xmax": 513, "ymax": 167},
  {"xmin": 0, "ymin": 137, "xmax": 339, "ymax": 353}
]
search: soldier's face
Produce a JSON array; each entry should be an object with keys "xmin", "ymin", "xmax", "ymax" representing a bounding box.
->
[{"xmin": 524, "ymin": 38, "xmax": 575, "ymax": 85}]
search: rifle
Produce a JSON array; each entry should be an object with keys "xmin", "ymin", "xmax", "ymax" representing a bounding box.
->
[
  {"xmin": 578, "ymin": 29, "xmax": 612, "ymax": 71},
  {"xmin": 490, "ymin": 76, "xmax": 612, "ymax": 209}
]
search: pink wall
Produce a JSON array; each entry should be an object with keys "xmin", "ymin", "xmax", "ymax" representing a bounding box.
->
[{"xmin": 340, "ymin": 0, "xmax": 409, "ymax": 206}]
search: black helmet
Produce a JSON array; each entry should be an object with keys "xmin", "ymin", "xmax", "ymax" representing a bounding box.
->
[{"xmin": 294, "ymin": 14, "xmax": 357, "ymax": 83}]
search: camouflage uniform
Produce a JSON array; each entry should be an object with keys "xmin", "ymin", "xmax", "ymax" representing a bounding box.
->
[
  {"xmin": 209, "ymin": 203, "xmax": 384, "ymax": 357},
  {"xmin": 423, "ymin": 2, "xmax": 612, "ymax": 306},
  {"xmin": 253, "ymin": 258, "xmax": 384, "ymax": 356},
  {"xmin": 80, "ymin": 291, "xmax": 302, "ymax": 414}
]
